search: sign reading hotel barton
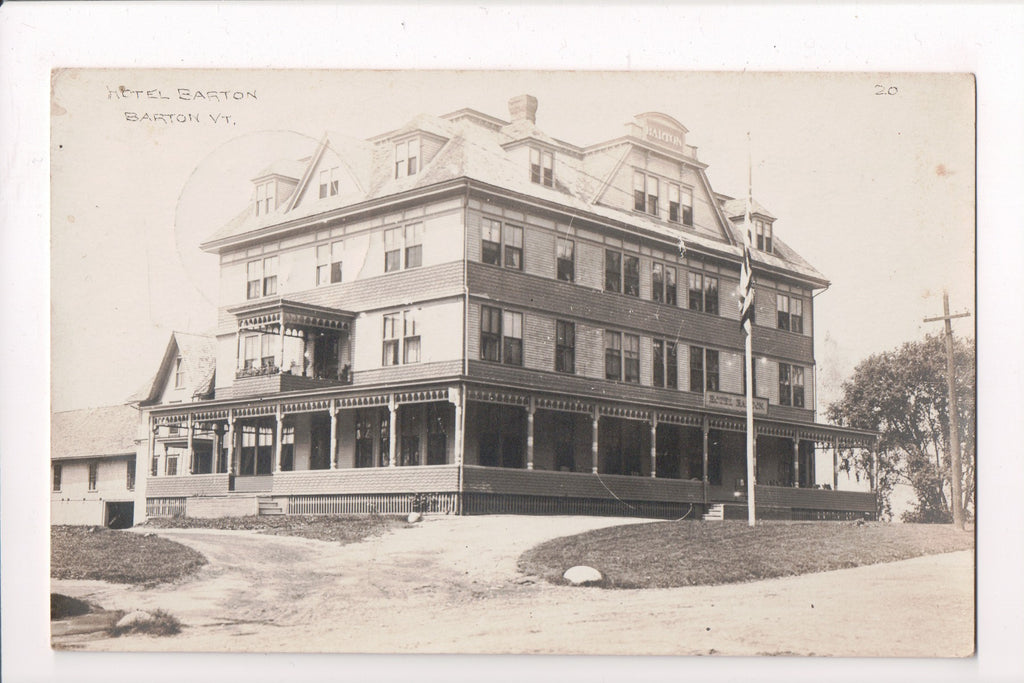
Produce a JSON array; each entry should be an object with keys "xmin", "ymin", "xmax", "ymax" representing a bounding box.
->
[
  {"xmin": 704, "ymin": 390, "xmax": 769, "ymax": 416},
  {"xmin": 636, "ymin": 112, "xmax": 689, "ymax": 151}
]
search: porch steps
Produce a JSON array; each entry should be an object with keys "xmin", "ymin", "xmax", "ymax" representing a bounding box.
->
[
  {"xmin": 257, "ymin": 497, "xmax": 285, "ymax": 516},
  {"xmin": 702, "ymin": 504, "xmax": 725, "ymax": 521}
]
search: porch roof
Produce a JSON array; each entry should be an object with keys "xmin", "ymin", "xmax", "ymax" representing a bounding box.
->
[{"xmin": 227, "ymin": 298, "xmax": 354, "ymax": 332}]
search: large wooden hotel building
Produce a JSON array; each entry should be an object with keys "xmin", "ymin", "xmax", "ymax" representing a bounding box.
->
[{"xmin": 138, "ymin": 95, "xmax": 877, "ymax": 520}]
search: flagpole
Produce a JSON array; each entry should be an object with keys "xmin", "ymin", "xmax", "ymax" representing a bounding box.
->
[{"xmin": 743, "ymin": 133, "xmax": 756, "ymax": 527}]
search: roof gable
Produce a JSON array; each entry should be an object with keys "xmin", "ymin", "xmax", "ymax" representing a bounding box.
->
[{"xmin": 131, "ymin": 331, "xmax": 216, "ymax": 406}]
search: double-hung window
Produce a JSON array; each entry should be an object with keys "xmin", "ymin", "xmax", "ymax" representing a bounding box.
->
[
  {"xmin": 605, "ymin": 250, "xmax": 622, "ymax": 292},
  {"xmin": 382, "ymin": 313, "xmax": 401, "ymax": 366},
  {"xmin": 316, "ymin": 240, "xmax": 344, "ymax": 285},
  {"xmin": 384, "ymin": 228, "xmax": 402, "ymax": 273},
  {"xmin": 394, "ymin": 139, "xmax": 420, "ymax": 178},
  {"xmin": 405, "ymin": 223, "xmax": 423, "ymax": 269},
  {"xmin": 555, "ymin": 320, "xmax": 575, "ymax": 373},
  {"xmin": 556, "ymin": 237, "xmax": 574, "ymax": 282},
  {"xmin": 651, "ymin": 263, "xmax": 677, "ymax": 305},
  {"xmin": 530, "ymin": 148, "xmax": 554, "ymax": 187},
  {"xmin": 242, "ymin": 334, "xmax": 259, "ymax": 369},
  {"xmin": 687, "ymin": 271, "xmax": 718, "ymax": 314},
  {"xmin": 606, "ymin": 250, "xmax": 639, "ymax": 296},
  {"xmin": 174, "ymin": 356, "xmax": 185, "ymax": 388},
  {"xmin": 255, "ymin": 181, "xmax": 274, "ymax": 216},
  {"xmin": 479, "ymin": 306, "xmax": 522, "ymax": 366},
  {"xmin": 653, "ymin": 339, "xmax": 678, "ymax": 388},
  {"xmin": 481, "ymin": 218, "xmax": 501, "ymax": 266},
  {"xmin": 605, "ymin": 331, "xmax": 622, "ymax": 380},
  {"xmin": 503, "ymin": 224, "xmax": 523, "ymax": 270},
  {"xmin": 668, "ymin": 184, "xmax": 693, "ymax": 226},
  {"xmin": 260, "ymin": 334, "xmax": 276, "ymax": 368},
  {"xmin": 262, "ymin": 256, "xmax": 278, "ymax": 296},
  {"xmin": 52, "ymin": 464, "xmax": 62, "ymax": 492},
  {"xmin": 777, "ymin": 294, "xmax": 790, "ymax": 331},
  {"xmin": 779, "ymin": 363, "xmax": 805, "ymax": 407},
  {"xmin": 633, "ymin": 171, "xmax": 659, "ymax": 216},
  {"xmin": 127, "ymin": 460, "xmax": 136, "ymax": 491},
  {"xmin": 790, "ymin": 297, "xmax": 804, "ymax": 333},
  {"xmin": 479, "ymin": 218, "xmax": 523, "ymax": 270},
  {"xmin": 689, "ymin": 346, "xmax": 719, "ymax": 392},
  {"xmin": 88, "ymin": 462, "xmax": 98, "ymax": 491},
  {"xmin": 756, "ymin": 219, "xmax": 773, "ymax": 252},
  {"xmin": 319, "ymin": 167, "xmax": 339, "ymax": 198},
  {"xmin": 246, "ymin": 256, "xmax": 278, "ymax": 299},
  {"xmin": 623, "ymin": 334, "xmax": 640, "ymax": 383},
  {"xmin": 403, "ymin": 310, "xmax": 421, "ymax": 364}
]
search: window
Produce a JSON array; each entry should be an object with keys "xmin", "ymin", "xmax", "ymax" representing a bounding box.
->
[
  {"xmin": 791, "ymin": 297, "xmax": 804, "ymax": 334},
  {"xmin": 555, "ymin": 320, "xmax": 575, "ymax": 373},
  {"xmin": 281, "ymin": 426, "xmax": 295, "ymax": 471},
  {"xmin": 127, "ymin": 460, "xmax": 136, "ymax": 491},
  {"xmin": 502, "ymin": 311, "xmax": 523, "ymax": 365},
  {"xmin": 479, "ymin": 306, "xmax": 522, "ymax": 366},
  {"xmin": 260, "ymin": 334, "xmax": 276, "ymax": 368},
  {"xmin": 633, "ymin": 171, "xmax": 659, "ymax": 216},
  {"xmin": 605, "ymin": 250, "xmax": 621, "ymax": 292},
  {"xmin": 687, "ymin": 271, "xmax": 718, "ymax": 314},
  {"xmin": 777, "ymin": 294, "xmax": 790, "ymax": 331},
  {"xmin": 405, "ymin": 223, "xmax": 423, "ymax": 269},
  {"xmin": 88, "ymin": 462, "xmax": 98, "ymax": 491},
  {"xmin": 403, "ymin": 310, "xmax": 421, "ymax": 364},
  {"xmin": 480, "ymin": 306, "xmax": 501, "ymax": 362},
  {"xmin": 384, "ymin": 228, "xmax": 401, "ymax": 272},
  {"xmin": 779, "ymin": 363, "xmax": 805, "ymax": 408},
  {"xmin": 668, "ymin": 184, "xmax": 694, "ymax": 225},
  {"xmin": 316, "ymin": 241, "xmax": 344, "ymax": 285},
  {"xmin": 606, "ymin": 250, "xmax": 638, "ymax": 296},
  {"xmin": 651, "ymin": 263, "xmax": 677, "ymax": 305},
  {"xmin": 556, "ymin": 238, "xmax": 574, "ymax": 282},
  {"xmin": 52, "ymin": 463, "xmax": 62, "ymax": 492},
  {"xmin": 255, "ymin": 180, "xmax": 275, "ymax": 216},
  {"xmin": 165, "ymin": 454, "xmax": 178, "ymax": 477},
  {"xmin": 242, "ymin": 334, "xmax": 259, "ymax": 369},
  {"xmin": 174, "ymin": 356, "xmax": 185, "ymax": 389},
  {"xmin": 481, "ymin": 218, "xmax": 501, "ymax": 266},
  {"xmin": 756, "ymin": 219, "xmax": 773, "ymax": 252},
  {"xmin": 246, "ymin": 256, "xmax": 277, "ymax": 299},
  {"xmin": 503, "ymin": 224, "xmax": 523, "ymax": 270},
  {"xmin": 530, "ymin": 148, "xmax": 554, "ymax": 187},
  {"xmin": 151, "ymin": 455, "xmax": 159, "ymax": 477},
  {"xmin": 623, "ymin": 334, "xmax": 640, "ymax": 383},
  {"xmin": 680, "ymin": 187, "xmax": 693, "ymax": 225},
  {"xmin": 383, "ymin": 313, "xmax": 400, "ymax": 366},
  {"xmin": 319, "ymin": 166, "xmax": 339, "ymax": 198},
  {"xmin": 605, "ymin": 331, "xmax": 622, "ymax": 380},
  {"xmin": 689, "ymin": 347, "xmax": 719, "ymax": 392},
  {"xmin": 394, "ymin": 138, "xmax": 420, "ymax": 178},
  {"xmin": 653, "ymin": 339, "xmax": 678, "ymax": 388}
]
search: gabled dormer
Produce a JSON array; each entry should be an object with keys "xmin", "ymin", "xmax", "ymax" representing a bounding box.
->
[
  {"xmin": 251, "ymin": 160, "xmax": 304, "ymax": 218},
  {"xmin": 722, "ymin": 198, "xmax": 777, "ymax": 255}
]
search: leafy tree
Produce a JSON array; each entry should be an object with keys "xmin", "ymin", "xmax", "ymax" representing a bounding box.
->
[{"xmin": 826, "ymin": 334, "xmax": 975, "ymax": 523}]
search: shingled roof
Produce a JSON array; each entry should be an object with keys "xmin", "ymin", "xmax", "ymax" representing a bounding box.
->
[
  {"xmin": 129, "ymin": 331, "xmax": 217, "ymax": 405},
  {"xmin": 51, "ymin": 405, "xmax": 139, "ymax": 460}
]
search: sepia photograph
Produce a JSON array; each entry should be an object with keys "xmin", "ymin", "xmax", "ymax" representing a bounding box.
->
[
  {"xmin": 46, "ymin": 68, "xmax": 975, "ymax": 656},
  {"xmin": 2, "ymin": 4, "xmax": 1021, "ymax": 683}
]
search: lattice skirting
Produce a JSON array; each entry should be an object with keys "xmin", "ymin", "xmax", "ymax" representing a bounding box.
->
[
  {"xmin": 287, "ymin": 492, "xmax": 459, "ymax": 515},
  {"xmin": 722, "ymin": 504, "xmax": 876, "ymax": 521},
  {"xmin": 146, "ymin": 497, "xmax": 187, "ymax": 517},
  {"xmin": 461, "ymin": 493, "xmax": 701, "ymax": 519}
]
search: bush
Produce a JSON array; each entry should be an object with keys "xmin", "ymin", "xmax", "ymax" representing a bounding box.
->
[{"xmin": 109, "ymin": 609, "xmax": 182, "ymax": 637}]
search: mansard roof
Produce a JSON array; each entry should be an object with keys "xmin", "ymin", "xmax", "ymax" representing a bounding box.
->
[{"xmin": 200, "ymin": 98, "xmax": 827, "ymax": 286}]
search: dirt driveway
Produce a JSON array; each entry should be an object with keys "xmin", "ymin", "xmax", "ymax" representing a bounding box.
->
[{"xmin": 51, "ymin": 516, "xmax": 974, "ymax": 656}]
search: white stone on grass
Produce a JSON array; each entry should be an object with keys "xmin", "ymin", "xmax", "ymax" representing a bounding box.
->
[
  {"xmin": 115, "ymin": 610, "xmax": 153, "ymax": 629},
  {"xmin": 407, "ymin": 512, "xmax": 423, "ymax": 524},
  {"xmin": 563, "ymin": 565, "xmax": 602, "ymax": 585}
]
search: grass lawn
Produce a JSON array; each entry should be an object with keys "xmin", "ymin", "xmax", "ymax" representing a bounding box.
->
[
  {"xmin": 51, "ymin": 526, "xmax": 207, "ymax": 585},
  {"xmin": 144, "ymin": 514, "xmax": 406, "ymax": 545},
  {"xmin": 519, "ymin": 521, "xmax": 975, "ymax": 589}
]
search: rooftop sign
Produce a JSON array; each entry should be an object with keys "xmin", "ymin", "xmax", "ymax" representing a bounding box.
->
[{"xmin": 635, "ymin": 112, "xmax": 689, "ymax": 152}]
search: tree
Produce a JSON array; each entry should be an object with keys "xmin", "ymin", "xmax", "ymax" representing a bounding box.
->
[{"xmin": 826, "ymin": 334, "xmax": 975, "ymax": 523}]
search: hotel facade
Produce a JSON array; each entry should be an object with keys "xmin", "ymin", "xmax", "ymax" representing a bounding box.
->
[{"xmin": 137, "ymin": 95, "xmax": 877, "ymax": 521}]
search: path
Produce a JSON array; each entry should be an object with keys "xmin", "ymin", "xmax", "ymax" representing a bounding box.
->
[{"xmin": 51, "ymin": 516, "xmax": 975, "ymax": 656}]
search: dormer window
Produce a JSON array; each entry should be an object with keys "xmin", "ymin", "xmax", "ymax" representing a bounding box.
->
[
  {"xmin": 319, "ymin": 167, "xmax": 339, "ymax": 198},
  {"xmin": 174, "ymin": 356, "xmax": 185, "ymax": 388},
  {"xmin": 255, "ymin": 180, "xmax": 275, "ymax": 217},
  {"xmin": 755, "ymin": 219, "xmax": 773, "ymax": 253},
  {"xmin": 395, "ymin": 139, "xmax": 420, "ymax": 178},
  {"xmin": 530, "ymin": 148, "xmax": 554, "ymax": 187}
]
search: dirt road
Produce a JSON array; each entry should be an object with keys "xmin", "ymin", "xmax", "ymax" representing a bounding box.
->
[{"xmin": 51, "ymin": 516, "xmax": 974, "ymax": 656}]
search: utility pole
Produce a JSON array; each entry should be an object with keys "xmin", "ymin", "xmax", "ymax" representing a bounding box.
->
[{"xmin": 923, "ymin": 291, "xmax": 970, "ymax": 531}]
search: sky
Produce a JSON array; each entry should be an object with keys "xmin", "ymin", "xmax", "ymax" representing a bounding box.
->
[{"xmin": 49, "ymin": 69, "xmax": 975, "ymax": 413}]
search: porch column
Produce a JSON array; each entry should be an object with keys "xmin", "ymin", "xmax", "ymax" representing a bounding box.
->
[
  {"xmin": 649, "ymin": 415, "xmax": 658, "ymax": 478},
  {"xmin": 701, "ymin": 416, "xmax": 709, "ymax": 504},
  {"xmin": 388, "ymin": 395, "xmax": 397, "ymax": 467},
  {"xmin": 329, "ymin": 400, "xmax": 338, "ymax": 470},
  {"xmin": 186, "ymin": 413, "xmax": 194, "ymax": 474},
  {"xmin": 792, "ymin": 438, "xmax": 801, "ymax": 488},
  {"xmin": 226, "ymin": 411, "xmax": 236, "ymax": 475},
  {"xmin": 147, "ymin": 415, "xmax": 156, "ymax": 475},
  {"xmin": 274, "ymin": 406, "xmax": 284, "ymax": 473},
  {"xmin": 871, "ymin": 447, "xmax": 879, "ymax": 493},
  {"xmin": 590, "ymin": 408, "xmax": 600, "ymax": 474},
  {"xmin": 278, "ymin": 323, "xmax": 286, "ymax": 370},
  {"xmin": 451, "ymin": 387, "xmax": 464, "ymax": 465},
  {"xmin": 526, "ymin": 397, "xmax": 535, "ymax": 470},
  {"xmin": 832, "ymin": 436, "xmax": 839, "ymax": 490}
]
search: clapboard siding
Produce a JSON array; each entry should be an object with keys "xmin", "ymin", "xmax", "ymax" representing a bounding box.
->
[{"xmin": 462, "ymin": 465, "xmax": 705, "ymax": 503}]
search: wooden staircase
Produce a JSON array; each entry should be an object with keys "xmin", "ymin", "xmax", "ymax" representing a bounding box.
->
[
  {"xmin": 257, "ymin": 497, "xmax": 285, "ymax": 516},
  {"xmin": 702, "ymin": 503, "xmax": 725, "ymax": 521}
]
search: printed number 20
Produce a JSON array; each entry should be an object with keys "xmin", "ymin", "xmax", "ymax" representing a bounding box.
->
[{"xmin": 875, "ymin": 85, "xmax": 898, "ymax": 96}]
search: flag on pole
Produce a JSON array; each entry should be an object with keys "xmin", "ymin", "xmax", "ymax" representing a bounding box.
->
[{"xmin": 739, "ymin": 187, "xmax": 755, "ymax": 332}]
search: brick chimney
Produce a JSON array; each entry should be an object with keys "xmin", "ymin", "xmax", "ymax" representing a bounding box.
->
[{"xmin": 508, "ymin": 95, "xmax": 538, "ymax": 124}]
